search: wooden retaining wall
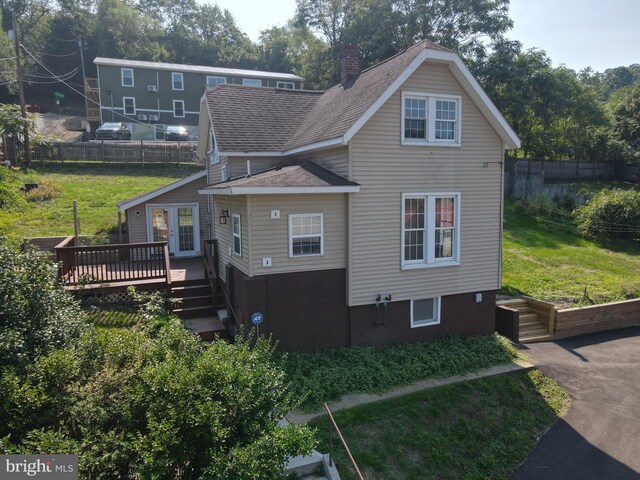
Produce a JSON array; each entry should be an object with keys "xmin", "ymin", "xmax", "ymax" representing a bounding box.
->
[{"xmin": 554, "ymin": 298, "xmax": 640, "ymax": 339}]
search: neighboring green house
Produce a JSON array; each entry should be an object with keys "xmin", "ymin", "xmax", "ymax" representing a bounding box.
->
[{"xmin": 94, "ymin": 57, "xmax": 304, "ymax": 141}]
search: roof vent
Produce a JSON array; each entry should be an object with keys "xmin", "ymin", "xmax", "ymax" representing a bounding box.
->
[{"xmin": 341, "ymin": 45, "xmax": 360, "ymax": 85}]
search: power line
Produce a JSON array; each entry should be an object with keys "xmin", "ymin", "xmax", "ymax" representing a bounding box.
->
[
  {"xmin": 25, "ymin": 66, "xmax": 80, "ymax": 81},
  {"xmin": 20, "ymin": 44, "xmax": 173, "ymax": 132},
  {"xmin": 47, "ymin": 34, "xmax": 77, "ymax": 43},
  {"xmin": 0, "ymin": 56, "xmax": 17, "ymax": 61},
  {"xmin": 40, "ymin": 50, "xmax": 79, "ymax": 58}
]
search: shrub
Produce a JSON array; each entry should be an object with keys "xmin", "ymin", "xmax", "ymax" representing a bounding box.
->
[
  {"xmin": 0, "ymin": 166, "xmax": 26, "ymax": 210},
  {"xmin": 0, "ymin": 240, "xmax": 87, "ymax": 371},
  {"xmin": 23, "ymin": 179, "xmax": 61, "ymax": 203},
  {"xmin": 0, "ymin": 325, "xmax": 314, "ymax": 479},
  {"xmin": 573, "ymin": 188, "xmax": 640, "ymax": 239}
]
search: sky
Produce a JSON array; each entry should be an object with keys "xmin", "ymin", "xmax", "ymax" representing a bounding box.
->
[{"xmin": 204, "ymin": 0, "xmax": 640, "ymax": 73}]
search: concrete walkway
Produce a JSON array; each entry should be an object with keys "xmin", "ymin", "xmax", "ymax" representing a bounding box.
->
[{"xmin": 287, "ymin": 359, "xmax": 534, "ymax": 424}]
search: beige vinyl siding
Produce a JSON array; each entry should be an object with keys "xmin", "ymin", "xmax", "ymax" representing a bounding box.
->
[
  {"xmin": 292, "ymin": 146, "xmax": 349, "ymax": 178},
  {"xmin": 196, "ymin": 100, "xmax": 210, "ymax": 162},
  {"xmin": 126, "ymin": 174, "xmax": 209, "ymax": 246},
  {"xmin": 348, "ymin": 61, "xmax": 504, "ymax": 306},
  {"xmin": 249, "ymin": 194, "xmax": 347, "ymax": 276},
  {"xmin": 213, "ymin": 195, "xmax": 249, "ymax": 281},
  {"xmin": 228, "ymin": 157, "xmax": 280, "ymax": 177}
]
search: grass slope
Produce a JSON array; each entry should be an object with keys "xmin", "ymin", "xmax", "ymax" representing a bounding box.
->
[
  {"xmin": 0, "ymin": 164, "xmax": 200, "ymax": 242},
  {"xmin": 310, "ymin": 370, "xmax": 569, "ymax": 480},
  {"xmin": 502, "ymin": 200, "xmax": 640, "ymax": 305}
]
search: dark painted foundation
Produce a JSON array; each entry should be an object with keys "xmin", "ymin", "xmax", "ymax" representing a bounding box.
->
[{"xmin": 224, "ymin": 265, "xmax": 496, "ymax": 351}]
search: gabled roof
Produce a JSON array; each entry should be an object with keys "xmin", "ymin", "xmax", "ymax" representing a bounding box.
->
[
  {"xmin": 204, "ymin": 39, "xmax": 520, "ymax": 155},
  {"xmin": 94, "ymin": 57, "xmax": 303, "ymax": 81},
  {"xmin": 198, "ymin": 161, "xmax": 360, "ymax": 195},
  {"xmin": 117, "ymin": 169, "xmax": 207, "ymax": 211}
]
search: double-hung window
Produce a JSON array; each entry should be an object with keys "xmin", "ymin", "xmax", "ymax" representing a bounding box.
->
[
  {"xmin": 402, "ymin": 193, "xmax": 460, "ymax": 268},
  {"xmin": 289, "ymin": 214, "xmax": 323, "ymax": 257},
  {"xmin": 121, "ymin": 68, "xmax": 134, "ymax": 87},
  {"xmin": 232, "ymin": 214, "xmax": 241, "ymax": 256},
  {"xmin": 172, "ymin": 72, "xmax": 184, "ymax": 90},
  {"xmin": 123, "ymin": 97, "xmax": 136, "ymax": 116},
  {"xmin": 173, "ymin": 100, "xmax": 185, "ymax": 118},
  {"xmin": 206, "ymin": 76, "xmax": 226, "ymax": 87},
  {"xmin": 401, "ymin": 92, "xmax": 460, "ymax": 146}
]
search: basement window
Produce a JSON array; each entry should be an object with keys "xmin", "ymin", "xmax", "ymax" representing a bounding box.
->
[{"xmin": 411, "ymin": 297, "xmax": 441, "ymax": 327}]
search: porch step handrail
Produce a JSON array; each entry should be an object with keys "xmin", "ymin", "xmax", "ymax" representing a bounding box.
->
[
  {"xmin": 325, "ymin": 403, "xmax": 365, "ymax": 480},
  {"xmin": 203, "ymin": 240, "xmax": 218, "ymax": 310}
]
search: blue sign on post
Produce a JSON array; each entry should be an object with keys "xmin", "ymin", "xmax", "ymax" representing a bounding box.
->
[{"xmin": 251, "ymin": 312, "xmax": 264, "ymax": 326}]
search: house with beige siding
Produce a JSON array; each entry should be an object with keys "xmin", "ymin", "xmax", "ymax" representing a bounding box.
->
[{"xmin": 131, "ymin": 40, "xmax": 520, "ymax": 350}]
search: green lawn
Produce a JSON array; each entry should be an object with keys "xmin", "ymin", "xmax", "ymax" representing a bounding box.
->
[
  {"xmin": 310, "ymin": 370, "xmax": 569, "ymax": 480},
  {"xmin": 0, "ymin": 163, "xmax": 201, "ymax": 243},
  {"xmin": 283, "ymin": 334, "xmax": 522, "ymax": 412},
  {"xmin": 502, "ymin": 199, "xmax": 640, "ymax": 306}
]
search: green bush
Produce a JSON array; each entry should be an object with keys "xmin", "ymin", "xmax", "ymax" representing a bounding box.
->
[
  {"xmin": 0, "ymin": 241, "xmax": 87, "ymax": 371},
  {"xmin": 0, "ymin": 324, "xmax": 315, "ymax": 479},
  {"xmin": 282, "ymin": 334, "xmax": 520, "ymax": 411},
  {"xmin": 574, "ymin": 188, "xmax": 640, "ymax": 239}
]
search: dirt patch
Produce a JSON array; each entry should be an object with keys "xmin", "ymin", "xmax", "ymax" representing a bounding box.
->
[{"xmin": 35, "ymin": 113, "xmax": 84, "ymax": 142}]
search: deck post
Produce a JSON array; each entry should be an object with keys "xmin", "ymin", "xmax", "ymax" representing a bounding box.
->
[
  {"xmin": 73, "ymin": 201, "xmax": 79, "ymax": 243},
  {"xmin": 118, "ymin": 211, "xmax": 123, "ymax": 243}
]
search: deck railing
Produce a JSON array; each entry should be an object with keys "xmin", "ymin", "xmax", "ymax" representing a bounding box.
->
[{"xmin": 55, "ymin": 240, "xmax": 171, "ymax": 287}]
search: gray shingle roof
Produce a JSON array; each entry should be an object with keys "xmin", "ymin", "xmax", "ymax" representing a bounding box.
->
[
  {"xmin": 206, "ymin": 40, "xmax": 451, "ymax": 153},
  {"xmin": 205, "ymin": 161, "xmax": 359, "ymax": 189}
]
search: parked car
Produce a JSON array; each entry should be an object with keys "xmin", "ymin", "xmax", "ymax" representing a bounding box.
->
[
  {"xmin": 95, "ymin": 122, "xmax": 132, "ymax": 140},
  {"xmin": 165, "ymin": 126, "xmax": 190, "ymax": 141}
]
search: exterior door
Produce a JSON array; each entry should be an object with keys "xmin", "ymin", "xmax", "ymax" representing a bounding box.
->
[{"xmin": 147, "ymin": 204, "xmax": 200, "ymax": 257}]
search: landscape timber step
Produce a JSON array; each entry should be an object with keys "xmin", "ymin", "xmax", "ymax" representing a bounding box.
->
[
  {"xmin": 182, "ymin": 316, "xmax": 227, "ymax": 341},
  {"xmin": 520, "ymin": 333, "xmax": 553, "ymax": 343},
  {"xmin": 171, "ymin": 284, "xmax": 211, "ymax": 297},
  {"xmin": 175, "ymin": 294, "xmax": 213, "ymax": 309},
  {"xmin": 171, "ymin": 278, "xmax": 209, "ymax": 288},
  {"xmin": 519, "ymin": 313, "xmax": 539, "ymax": 323}
]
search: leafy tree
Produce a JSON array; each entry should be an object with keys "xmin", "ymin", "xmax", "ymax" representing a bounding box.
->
[
  {"xmin": 0, "ymin": 240, "xmax": 86, "ymax": 371},
  {"xmin": 0, "ymin": 321, "xmax": 315, "ymax": 479},
  {"xmin": 610, "ymin": 81, "xmax": 640, "ymax": 164}
]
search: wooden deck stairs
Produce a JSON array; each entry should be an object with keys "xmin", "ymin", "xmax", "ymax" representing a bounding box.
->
[
  {"xmin": 171, "ymin": 278, "xmax": 226, "ymax": 341},
  {"xmin": 497, "ymin": 298, "xmax": 556, "ymax": 343}
]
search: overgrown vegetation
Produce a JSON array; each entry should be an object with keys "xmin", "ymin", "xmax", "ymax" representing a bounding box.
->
[
  {"xmin": 310, "ymin": 370, "xmax": 570, "ymax": 480},
  {"xmin": 0, "ymin": 164, "xmax": 200, "ymax": 243},
  {"xmin": 84, "ymin": 305, "xmax": 143, "ymax": 328},
  {"xmin": 574, "ymin": 189, "xmax": 640, "ymax": 239},
  {"xmin": 502, "ymin": 198, "xmax": 640, "ymax": 306},
  {"xmin": 0, "ymin": 241, "xmax": 86, "ymax": 371},
  {"xmin": 283, "ymin": 334, "xmax": 521, "ymax": 412},
  {"xmin": 0, "ymin": 245, "xmax": 315, "ymax": 478}
]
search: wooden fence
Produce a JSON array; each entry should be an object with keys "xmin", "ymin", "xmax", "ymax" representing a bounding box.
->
[
  {"xmin": 506, "ymin": 158, "xmax": 613, "ymax": 180},
  {"xmin": 554, "ymin": 298, "xmax": 640, "ymax": 339},
  {"xmin": 18, "ymin": 141, "xmax": 198, "ymax": 165}
]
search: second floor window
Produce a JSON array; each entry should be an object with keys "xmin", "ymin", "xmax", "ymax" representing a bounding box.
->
[
  {"xmin": 242, "ymin": 78, "xmax": 262, "ymax": 87},
  {"xmin": 289, "ymin": 214, "xmax": 323, "ymax": 257},
  {"xmin": 207, "ymin": 76, "xmax": 226, "ymax": 87},
  {"xmin": 277, "ymin": 81, "xmax": 295, "ymax": 89},
  {"xmin": 172, "ymin": 72, "xmax": 184, "ymax": 90},
  {"xmin": 121, "ymin": 68, "xmax": 134, "ymax": 87},
  {"xmin": 402, "ymin": 93, "xmax": 460, "ymax": 146},
  {"xmin": 232, "ymin": 214, "xmax": 242, "ymax": 256}
]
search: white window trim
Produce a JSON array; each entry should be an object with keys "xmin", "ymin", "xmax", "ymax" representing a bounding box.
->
[
  {"xmin": 173, "ymin": 100, "xmax": 185, "ymax": 118},
  {"xmin": 123, "ymin": 96, "xmax": 136, "ymax": 116},
  {"xmin": 288, "ymin": 213, "xmax": 324, "ymax": 258},
  {"xmin": 277, "ymin": 81, "xmax": 295, "ymax": 89},
  {"xmin": 411, "ymin": 297, "xmax": 441, "ymax": 328},
  {"xmin": 232, "ymin": 213, "xmax": 241, "ymax": 256},
  {"xmin": 121, "ymin": 68, "xmax": 134, "ymax": 87},
  {"xmin": 401, "ymin": 91, "xmax": 461, "ymax": 147},
  {"xmin": 172, "ymin": 72, "xmax": 184, "ymax": 91},
  {"xmin": 221, "ymin": 164, "xmax": 228, "ymax": 182},
  {"xmin": 207, "ymin": 75, "xmax": 226, "ymax": 87},
  {"xmin": 401, "ymin": 192, "xmax": 461, "ymax": 270},
  {"xmin": 242, "ymin": 78, "xmax": 263, "ymax": 87},
  {"xmin": 209, "ymin": 129, "xmax": 219, "ymax": 164}
]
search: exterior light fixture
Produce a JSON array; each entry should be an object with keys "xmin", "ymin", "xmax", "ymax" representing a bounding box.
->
[
  {"xmin": 219, "ymin": 208, "xmax": 230, "ymax": 225},
  {"xmin": 475, "ymin": 292, "xmax": 483, "ymax": 304}
]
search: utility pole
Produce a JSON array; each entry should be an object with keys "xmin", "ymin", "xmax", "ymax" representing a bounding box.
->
[
  {"xmin": 78, "ymin": 35, "xmax": 88, "ymax": 119},
  {"xmin": 12, "ymin": 15, "xmax": 31, "ymax": 167}
]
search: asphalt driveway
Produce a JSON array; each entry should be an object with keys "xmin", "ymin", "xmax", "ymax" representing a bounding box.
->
[{"xmin": 512, "ymin": 326, "xmax": 640, "ymax": 480}]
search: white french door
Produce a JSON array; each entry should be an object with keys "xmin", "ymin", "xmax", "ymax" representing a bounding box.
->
[{"xmin": 146, "ymin": 204, "xmax": 200, "ymax": 257}]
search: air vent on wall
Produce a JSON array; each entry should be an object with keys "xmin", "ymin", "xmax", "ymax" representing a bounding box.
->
[
  {"xmin": 148, "ymin": 114, "xmax": 159, "ymax": 122},
  {"xmin": 147, "ymin": 85, "xmax": 158, "ymax": 92}
]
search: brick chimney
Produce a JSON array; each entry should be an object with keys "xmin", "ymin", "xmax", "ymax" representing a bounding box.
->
[{"xmin": 340, "ymin": 45, "xmax": 360, "ymax": 85}]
